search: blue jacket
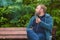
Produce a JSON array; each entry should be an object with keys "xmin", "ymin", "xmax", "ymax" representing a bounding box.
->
[{"xmin": 27, "ymin": 13, "xmax": 53, "ymax": 40}]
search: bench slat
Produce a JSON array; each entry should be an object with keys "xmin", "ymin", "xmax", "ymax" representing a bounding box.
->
[
  {"xmin": 0, "ymin": 28, "xmax": 26, "ymax": 31},
  {"xmin": 0, "ymin": 36, "xmax": 27, "ymax": 39},
  {"xmin": 0, "ymin": 31, "xmax": 27, "ymax": 35}
]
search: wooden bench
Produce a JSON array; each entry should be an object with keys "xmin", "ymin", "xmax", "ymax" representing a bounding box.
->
[
  {"xmin": 0, "ymin": 28, "xmax": 27, "ymax": 40},
  {"xmin": 0, "ymin": 27, "xmax": 56, "ymax": 40}
]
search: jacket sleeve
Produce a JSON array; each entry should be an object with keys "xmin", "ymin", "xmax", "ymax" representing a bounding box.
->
[
  {"xmin": 39, "ymin": 16, "xmax": 53, "ymax": 31},
  {"xmin": 27, "ymin": 16, "xmax": 35, "ymax": 29}
]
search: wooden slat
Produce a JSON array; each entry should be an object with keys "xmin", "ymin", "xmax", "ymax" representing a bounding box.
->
[
  {"xmin": 0, "ymin": 36, "xmax": 27, "ymax": 39},
  {"xmin": 0, "ymin": 31, "xmax": 27, "ymax": 35},
  {"xmin": 0, "ymin": 28, "xmax": 26, "ymax": 31}
]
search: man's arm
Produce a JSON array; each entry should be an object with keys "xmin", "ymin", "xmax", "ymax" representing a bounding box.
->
[
  {"xmin": 39, "ymin": 16, "xmax": 53, "ymax": 31},
  {"xmin": 27, "ymin": 16, "xmax": 35, "ymax": 29}
]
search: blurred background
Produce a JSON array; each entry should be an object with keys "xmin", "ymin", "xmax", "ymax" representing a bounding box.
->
[{"xmin": 0, "ymin": 0, "xmax": 60, "ymax": 40}]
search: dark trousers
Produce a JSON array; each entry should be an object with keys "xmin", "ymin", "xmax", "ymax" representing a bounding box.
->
[{"xmin": 26, "ymin": 29, "xmax": 46, "ymax": 40}]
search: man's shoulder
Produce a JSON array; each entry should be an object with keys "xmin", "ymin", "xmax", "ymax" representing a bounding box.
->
[
  {"xmin": 31, "ymin": 16, "xmax": 35, "ymax": 19},
  {"xmin": 45, "ymin": 13, "xmax": 52, "ymax": 18},
  {"xmin": 30, "ymin": 16, "xmax": 35, "ymax": 21},
  {"xmin": 45, "ymin": 13, "xmax": 50, "ymax": 17}
]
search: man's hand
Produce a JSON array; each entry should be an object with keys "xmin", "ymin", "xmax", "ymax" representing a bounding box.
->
[{"xmin": 36, "ymin": 17, "xmax": 41, "ymax": 23}]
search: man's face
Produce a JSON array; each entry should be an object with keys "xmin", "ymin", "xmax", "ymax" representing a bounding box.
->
[{"xmin": 35, "ymin": 5, "xmax": 43, "ymax": 14}]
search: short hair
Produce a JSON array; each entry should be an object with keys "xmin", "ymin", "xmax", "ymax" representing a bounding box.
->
[{"xmin": 37, "ymin": 4, "xmax": 47, "ymax": 13}]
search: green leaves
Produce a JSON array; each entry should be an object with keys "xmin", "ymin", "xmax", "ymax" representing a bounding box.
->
[{"xmin": 0, "ymin": 0, "xmax": 13, "ymax": 6}]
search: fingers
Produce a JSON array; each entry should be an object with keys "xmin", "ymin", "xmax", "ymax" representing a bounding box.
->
[
  {"xmin": 36, "ymin": 17, "xmax": 41, "ymax": 23},
  {"xmin": 36, "ymin": 18, "xmax": 39, "ymax": 23}
]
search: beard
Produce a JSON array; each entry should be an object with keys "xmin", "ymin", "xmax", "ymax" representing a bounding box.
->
[{"xmin": 35, "ymin": 12, "xmax": 40, "ymax": 18}]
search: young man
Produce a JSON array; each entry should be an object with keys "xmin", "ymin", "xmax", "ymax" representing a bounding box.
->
[{"xmin": 26, "ymin": 4, "xmax": 53, "ymax": 40}]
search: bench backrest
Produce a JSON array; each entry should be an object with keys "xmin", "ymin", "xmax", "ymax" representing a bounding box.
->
[
  {"xmin": 0, "ymin": 27, "xmax": 56, "ymax": 40},
  {"xmin": 0, "ymin": 28, "xmax": 27, "ymax": 39}
]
